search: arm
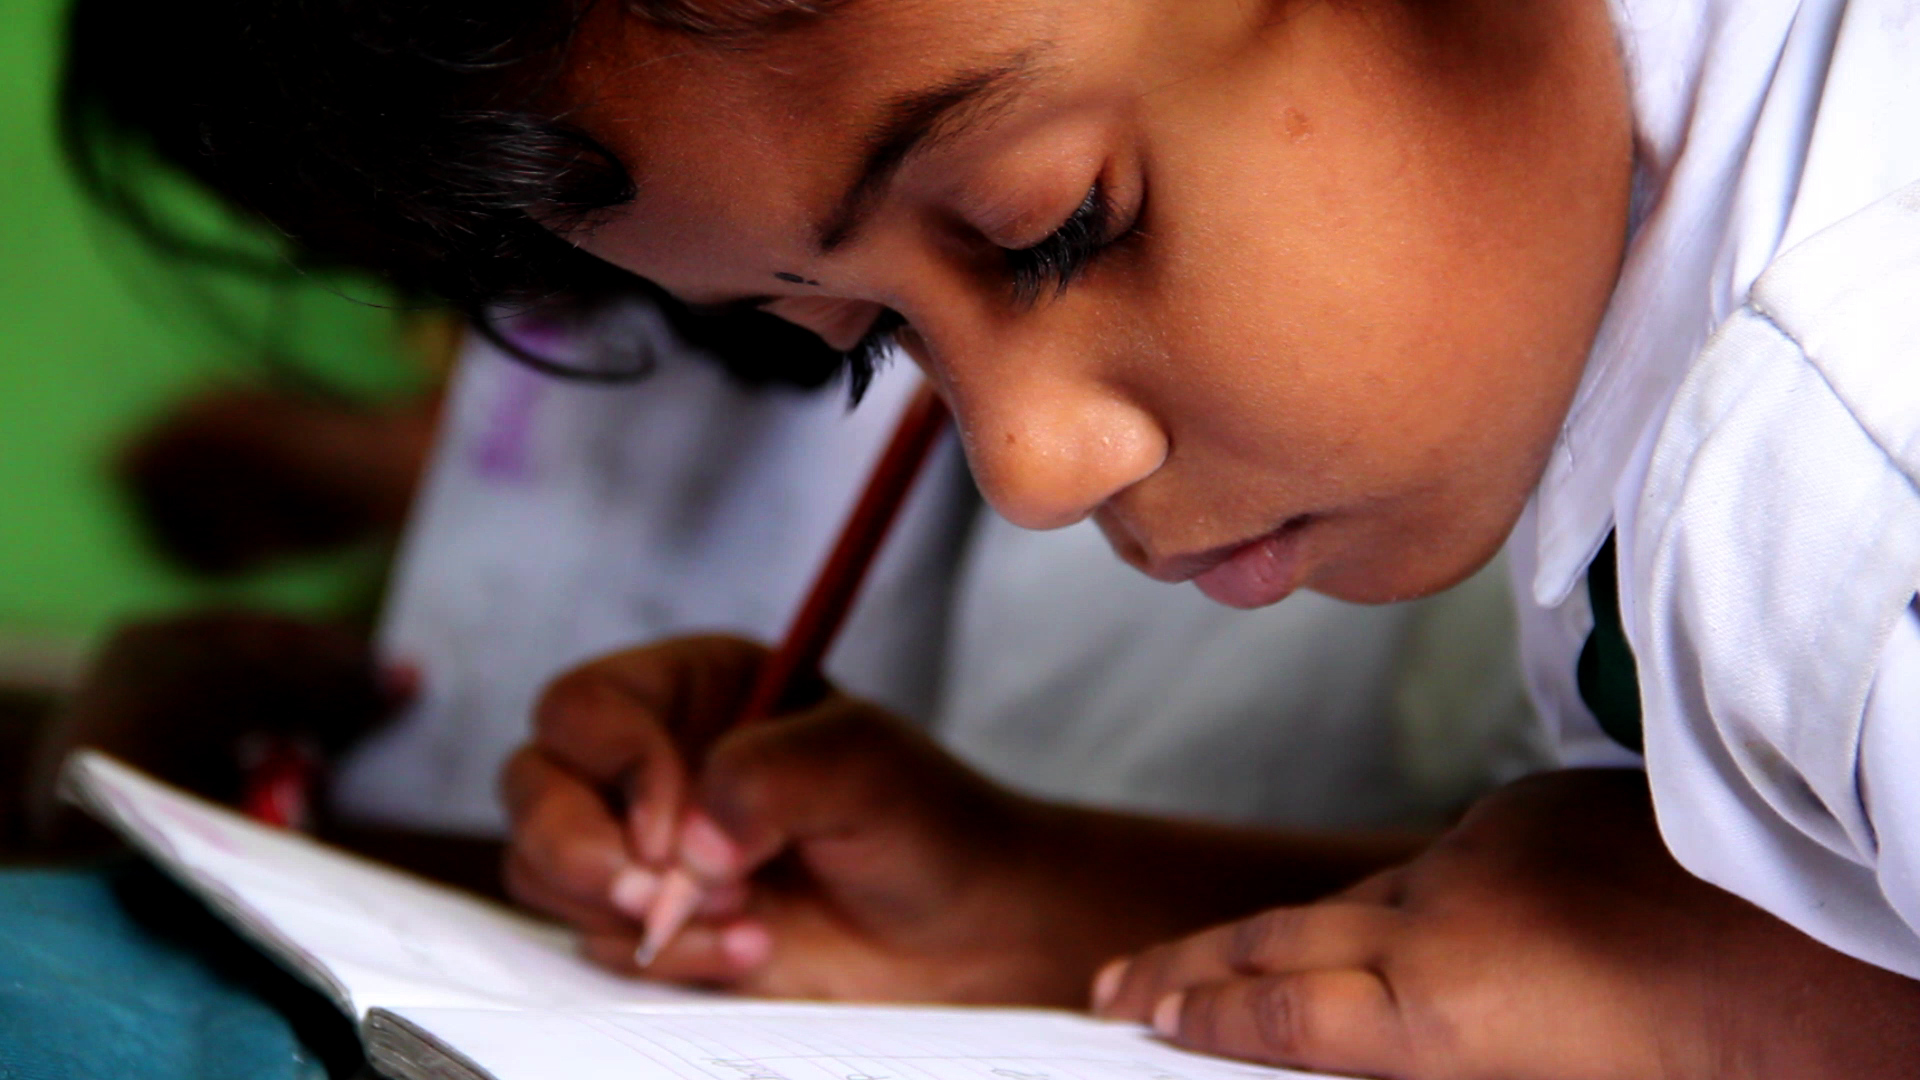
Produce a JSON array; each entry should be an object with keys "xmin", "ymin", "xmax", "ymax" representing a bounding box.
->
[
  {"xmin": 1096, "ymin": 769, "xmax": 1920, "ymax": 1079},
  {"xmin": 501, "ymin": 635, "xmax": 1425, "ymax": 1006}
]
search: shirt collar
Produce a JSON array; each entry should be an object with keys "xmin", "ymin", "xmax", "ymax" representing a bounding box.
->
[{"xmin": 1529, "ymin": 0, "xmax": 1827, "ymax": 607}]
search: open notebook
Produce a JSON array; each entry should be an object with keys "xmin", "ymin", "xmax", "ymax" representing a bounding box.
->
[{"xmin": 62, "ymin": 751, "xmax": 1337, "ymax": 1080}]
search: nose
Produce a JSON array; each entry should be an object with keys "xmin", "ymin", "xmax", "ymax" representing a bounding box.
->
[{"xmin": 949, "ymin": 373, "xmax": 1167, "ymax": 531}]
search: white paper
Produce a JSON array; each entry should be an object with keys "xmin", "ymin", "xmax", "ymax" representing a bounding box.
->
[
  {"xmin": 69, "ymin": 753, "xmax": 1349, "ymax": 1080},
  {"xmin": 383, "ymin": 1004, "xmax": 1329, "ymax": 1080},
  {"xmin": 64, "ymin": 751, "xmax": 708, "ymax": 1017}
]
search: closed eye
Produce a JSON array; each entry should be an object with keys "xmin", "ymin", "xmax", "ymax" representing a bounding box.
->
[{"xmin": 1003, "ymin": 183, "xmax": 1122, "ymax": 307}]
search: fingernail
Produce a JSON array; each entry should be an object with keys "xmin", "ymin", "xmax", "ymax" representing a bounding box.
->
[
  {"xmin": 679, "ymin": 813, "xmax": 739, "ymax": 879},
  {"xmin": 1091, "ymin": 958, "xmax": 1129, "ymax": 1012},
  {"xmin": 609, "ymin": 866, "xmax": 659, "ymax": 919},
  {"xmin": 1151, "ymin": 992, "xmax": 1185, "ymax": 1038},
  {"xmin": 720, "ymin": 922, "xmax": 773, "ymax": 969}
]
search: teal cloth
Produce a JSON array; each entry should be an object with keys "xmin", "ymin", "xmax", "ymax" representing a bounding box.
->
[{"xmin": 0, "ymin": 861, "xmax": 360, "ymax": 1080}]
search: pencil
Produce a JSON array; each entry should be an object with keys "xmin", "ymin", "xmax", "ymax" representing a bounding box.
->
[{"xmin": 635, "ymin": 378, "xmax": 951, "ymax": 967}]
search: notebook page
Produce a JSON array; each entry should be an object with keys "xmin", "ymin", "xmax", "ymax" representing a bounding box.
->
[
  {"xmin": 373, "ymin": 1004, "xmax": 1340, "ymax": 1080},
  {"xmin": 64, "ymin": 751, "xmax": 709, "ymax": 1017}
]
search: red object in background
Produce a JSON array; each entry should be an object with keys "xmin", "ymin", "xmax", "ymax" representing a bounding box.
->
[
  {"xmin": 238, "ymin": 660, "xmax": 418, "ymax": 830},
  {"xmin": 241, "ymin": 737, "xmax": 319, "ymax": 830}
]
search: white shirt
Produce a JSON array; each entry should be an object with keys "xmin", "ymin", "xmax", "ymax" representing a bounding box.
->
[{"xmin": 1516, "ymin": 0, "xmax": 1920, "ymax": 978}]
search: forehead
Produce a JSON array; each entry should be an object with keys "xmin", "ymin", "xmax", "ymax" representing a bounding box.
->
[{"xmin": 559, "ymin": 0, "xmax": 1058, "ymax": 292}]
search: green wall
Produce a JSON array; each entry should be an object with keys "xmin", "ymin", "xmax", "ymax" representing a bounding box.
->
[{"xmin": 0, "ymin": 0, "xmax": 421, "ymax": 651}]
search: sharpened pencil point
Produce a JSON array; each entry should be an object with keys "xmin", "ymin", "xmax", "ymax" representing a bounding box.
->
[{"xmin": 635, "ymin": 868, "xmax": 704, "ymax": 969}]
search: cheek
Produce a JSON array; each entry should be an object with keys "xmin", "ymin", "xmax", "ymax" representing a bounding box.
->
[{"xmin": 1141, "ymin": 90, "xmax": 1577, "ymax": 505}]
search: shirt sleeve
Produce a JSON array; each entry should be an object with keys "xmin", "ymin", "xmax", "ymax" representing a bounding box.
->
[{"xmin": 1859, "ymin": 598, "xmax": 1920, "ymax": 945}]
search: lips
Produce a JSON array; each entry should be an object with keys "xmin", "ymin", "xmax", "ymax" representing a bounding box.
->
[{"xmin": 1139, "ymin": 516, "xmax": 1313, "ymax": 609}]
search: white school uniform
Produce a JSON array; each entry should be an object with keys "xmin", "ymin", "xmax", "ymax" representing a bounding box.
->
[{"xmin": 1516, "ymin": 0, "xmax": 1920, "ymax": 978}]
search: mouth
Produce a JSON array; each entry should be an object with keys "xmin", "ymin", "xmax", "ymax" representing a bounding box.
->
[{"xmin": 1141, "ymin": 515, "xmax": 1315, "ymax": 609}]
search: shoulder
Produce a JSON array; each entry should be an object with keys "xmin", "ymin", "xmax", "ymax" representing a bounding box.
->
[
  {"xmin": 1619, "ymin": 181, "xmax": 1920, "ymax": 974},
  {"xmin": 1632, "ymin": 180, "xmax": 1920, "ymax": 718}
]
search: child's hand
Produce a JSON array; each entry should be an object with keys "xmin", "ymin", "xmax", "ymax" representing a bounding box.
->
[
  {"xmin": 1092, "ymin": 769, "xmax": 1920, "ymax": 1079},
  {"xmin": 500, "ymin": 636, "xmax": 765, "ymax": 961},
  {"xmin": 500, "ymin": 636, "xmax": 1114, "ymax": 1005},
  {"xmin": 29, "ymin": 610, "xmax": 405, "ymax": 844}
]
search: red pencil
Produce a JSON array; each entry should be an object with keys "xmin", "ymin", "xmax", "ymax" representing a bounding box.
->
[{"xmin": 637, "ymin": 379, "xmax": 951, "ymax": 964}]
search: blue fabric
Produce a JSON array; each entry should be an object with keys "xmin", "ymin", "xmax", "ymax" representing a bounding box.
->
[{"xmin": 0, "ymin": 863, "xmax": 337, "ymax": 1080}]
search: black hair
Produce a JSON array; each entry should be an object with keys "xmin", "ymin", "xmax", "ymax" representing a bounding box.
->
[{"xmin": 59, "ymin": 0, "xmax": 861, "ymax": 391}]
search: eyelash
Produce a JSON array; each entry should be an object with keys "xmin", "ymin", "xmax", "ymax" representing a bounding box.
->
[
  {"xmin": 835, "ymin": 183, "xmax": 1131, "ymax": 405},
  {"xmin": 1004, "ymin": 183, "xmax": 1125, "ymax": 307},
  {"xmin": 841, "ymin": 307, "xmax": 906, "ymax": 405}
]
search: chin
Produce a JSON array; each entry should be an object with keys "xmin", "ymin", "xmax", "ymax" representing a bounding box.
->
[{"xmin": 1314, "ymin": 534, "xmax": 1509, "ymax": 606}]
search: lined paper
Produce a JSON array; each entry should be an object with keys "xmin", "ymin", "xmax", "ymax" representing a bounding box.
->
[
  {"xmin": 378, "ymin": 1005, "xmax": 1326, "ymax": 1080},
  {"xmin": 65, "ymin": 751, "xmax": 708, "ymax": 1016},
  {"xmin": 69, "ymin": 752, "xmax": 1350, "ymax": 1080}
]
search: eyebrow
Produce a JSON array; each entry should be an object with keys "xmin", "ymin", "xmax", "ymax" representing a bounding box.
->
[{"xmin": 813, "ymin": 53, "xmax": 1037, "ymax": 254}]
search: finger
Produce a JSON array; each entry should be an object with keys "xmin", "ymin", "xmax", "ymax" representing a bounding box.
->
[
  {"xmin": 695, "ymin": 698, "xmax": 984, "ymax": 875},
  {"xmin": 534, "ymin": 637, "xmax": 767, "ymax": 863},
  {"xmin": 698, "ymin": 880, "xmax": 751, "ymax": 919},
  {"xmin": 581, "ymin": 919, "xmax": 773, "ymax": 984},
  {"xmin": 1155, "ymin": 970, "xmax": 1410, "ymax": 1079},
  {"xmin": 580, "ymin": 930, "xmax": 646, "ymax": 976},
  {"xmin": 1099, "ymin": 903, "xmax": 1404, "ymax": 1022},
  {"xmin": 538, "ymin": 636, "xmax": 769, "ymax": 777},
  {"xmin": 1336, "ymin": 867, "xmax": 1408, "ymax": 906},
  {"xmin": 533, "ymin": 671, "xmax": 688, "ymax": 864},
  {"xmin": 502, "ymin": 849, "xmax": 638, "ymax": 934},
  {"xmin": 500, "ymin": 749, "xmax": 639, "ymax": 916}
]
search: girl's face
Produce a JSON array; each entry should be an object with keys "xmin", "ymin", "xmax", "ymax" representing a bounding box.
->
[{"xmin": 563, "ymin": 0, "xmax": 1632, "ymax": 606}]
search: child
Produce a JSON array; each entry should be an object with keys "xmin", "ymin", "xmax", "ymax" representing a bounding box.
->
[{"xmin": 90, "ymin": 0, "xmax": 1920, "ymax": 1075}]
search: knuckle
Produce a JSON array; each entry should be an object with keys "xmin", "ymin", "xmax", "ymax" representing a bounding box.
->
[
  {"xmin": 499, "ymin": 748, "xmax": 543, "ymax": 812},
  {"xmin": 698, "ymin": 734, "xmax": 766, "ymax": 801},
  {"xmin": 501, "ymin": 851, "xmax": 543, "ymax": 908},
  {"xmin": 581, "ymin": 934, "xmax": 641, "ymax": 974},
  {"xmin": 503, "ymin": 848, "xmax": 576, "ymax": 918},
  {"xmin": 519, "ymin": 806, "xmax": 608, "ymax": 889},
  {"xmin": 1230, "ymin": 909, "xmax": 1297, "ymax": 971},
  {"xmin": 548, "ymin": 827, "xmax": 618, "ymax": 887},
  {"xmin": 511, "ymin": 817, "xmax": 567, "ymax": 882},
  {"xmin": 533, "ymin": 670, "xmax": 612, "ymax": 740},
  {"xmin": 1246, "ymin": 978, "xmax": 1307, "ymax": 1058},
  {"xmin": 679, "ymin": 633, "xmax": 766, "ymax": 664},
  {"xmin": 1124, "ymin": 944, "xmax": 1178, "ymax": 1005}
]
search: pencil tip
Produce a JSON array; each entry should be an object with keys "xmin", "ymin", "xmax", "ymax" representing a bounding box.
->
[{"xmin": 633, "ymin": 935, "xmax": 664, "ymax": 970}]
